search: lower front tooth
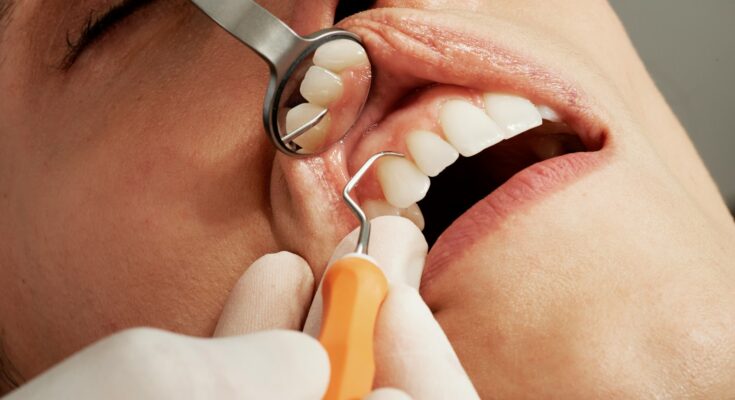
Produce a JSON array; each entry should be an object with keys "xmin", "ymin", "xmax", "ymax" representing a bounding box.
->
[
  {"xmin": 439, "ymin": 100, "xmax": 504, "ymax": 157},
  {"xmin": 377, "ymin": 157, "xmax": 430, "ymax": 209},
  {"xmin": 363, "ymin": 200, "xmax": 401, "ymax": 220},
  {"xmin": 406, "ymin": 130, "xmax": 459, "ymax": 177},
  {"xmin": 400, "ymin": 203, "xmax": 425, "ymax": 231},
  {"xmin": 285, "ymin": 103, "xmax": 331, "ymax": 152},
  {"xmin": 299, "ymin": 66, "xmax": 343, "ymax": 106},
  {"xmin": 483, "ymin": 93, "xmax": 542, "ymax": 139}
]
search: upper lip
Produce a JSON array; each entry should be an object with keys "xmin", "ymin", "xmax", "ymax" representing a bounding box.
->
[{"xmin": 337, "ymin": 7, "xmax": 608, "ymax": 159}]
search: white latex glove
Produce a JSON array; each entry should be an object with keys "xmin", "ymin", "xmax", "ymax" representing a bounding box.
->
[
  {"xmin": 6, "ymin": 216, "xmax": 478, "ymax": 399},
  {"xmin": 304, "ymin": 216, "xmax": 480, "ymax": 399},
  {"xmin": 5, "ymin": 252, "xmax": 327, "ymax": 399}
]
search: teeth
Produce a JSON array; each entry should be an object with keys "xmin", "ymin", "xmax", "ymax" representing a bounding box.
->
[
  {"xmin": 439, "ymin": 100, "xmax": 504, "ymax": 157},
  {"xmin": 483, "ymin": 93, "xmax": 542, "ymax": 139},
  {"xmin": 313, "ymin": 39, "xmax": 369, "ymax": 73},
  {"xmin": 400, "ymin": 203, "xmax": 425, "ymax": 231},
  {"xmin": 299, "ymin": 66, "xmax": 344, "ymax": 107},
  {"xmin": 363, "ymin": 200, "xmax": 425, "ymax": 230},
  {"xmin": 405, "ymin": 130, "xmax": 459, "ymax": 177},
  {"xmin": 536, "ymin": 105, "xmax": 562, "ymax": 122},
  {"xmin": 363, "ymin": 199, "xmax": 401, "ymax": 219},
  {"xmin": 377, "ymin": 157, "xmax": 430, "ymax": 209},
  {"xmin": 285, "ymin": 103, "xmax": 331, "ymax": 153}
]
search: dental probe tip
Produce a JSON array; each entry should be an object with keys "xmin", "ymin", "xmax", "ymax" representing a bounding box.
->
[{"xmin": 343, "ymin": 151, "xmax": 405, "ymax": 255}]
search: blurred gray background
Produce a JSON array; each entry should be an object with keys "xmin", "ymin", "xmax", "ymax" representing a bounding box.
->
[{"xmin": 610, "ymin": 1, "xmax": 734, "ymax": 215}]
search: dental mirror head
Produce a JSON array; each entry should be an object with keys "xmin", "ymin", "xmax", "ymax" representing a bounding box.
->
[{"xmin": 190, "ymin": 0, "xmax": 372, "ymax": 157}]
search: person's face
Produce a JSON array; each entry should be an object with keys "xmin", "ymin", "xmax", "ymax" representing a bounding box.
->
[{"xmin": 2, "ymin": 0, "xmax": 734, "ymax": 396}]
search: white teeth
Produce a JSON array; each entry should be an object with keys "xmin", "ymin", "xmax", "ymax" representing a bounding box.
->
[
  {"xmin": 483, "ymin": 93, "xmax": 542, "ymax": 139},
  {"xmin": 299, "ymin": 66, "xmax": 344, "ymax": 107},
  {"xmin": 377, "ymin": 157, "xmax": 430, "ymax": 209},
  {"xmin": 313, "ymin": 39, "xmax": 369, "ymax": 73},
  {"xmin": 405, "ymin": 130, "xmax": 459, "ymax": 177},
  {"xmin": 363, "ymin": 200, "xmax": 425, "ymax": 230},
  {"xmin": 536, "ymin": 105, "xmax": 562, "ymax": 122},
  {"xmin": 363, "ymin": 199, "xmax": 401, "ymax": 220},
  {"xmin": 285, "ymin": 103, "xmax": 331, "ymax": 153},
  {"xmin": 439, "ymin": 100, "xmax": 504, "ymax": 157},
  {"xmin": 400, "ymin": 203, "xmax": 425, "ymax": 231}
]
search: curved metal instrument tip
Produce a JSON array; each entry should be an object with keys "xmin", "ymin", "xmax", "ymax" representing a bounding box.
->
[{"xmin": 343, "ymin": 151, "xmax": 405, "ymax": 255}]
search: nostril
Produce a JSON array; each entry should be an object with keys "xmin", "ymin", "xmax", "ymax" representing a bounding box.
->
[{"xmin": 334, "ymin": 0, "xmax": 376, "ymax": 24}]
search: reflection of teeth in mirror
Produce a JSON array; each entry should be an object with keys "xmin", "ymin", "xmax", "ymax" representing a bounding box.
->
[
  {"xmin": 377, "ymin": 157, "xmax": 430, "ymax": 209},
  {"xmin": 405, "ymin": 130, "xmax": 459, "ymax": 177},
  {"xmin": 440, "ymin": 100, "xmax": 504, "ymax": 157},
  {"xmin": 285, "ymin": 103, "xmax": 331, "ymax": 153},
  {"xmin": 362, "ymin": 200, "xmax": 425, "ymax": 230},
  {"xmin": 313, "ymin": 39, "xmax": 369, "ymax": 73},
  {"xmin": 300, "ymin": 66, "xmax": 344, "ymax": 107},
  {"xmin": 536, "ymin": 104, "xmax": 562, "ymax": 122},
  {"xmin": 483, "ymin": 93, "xmax": 543, "ymax": 139}
]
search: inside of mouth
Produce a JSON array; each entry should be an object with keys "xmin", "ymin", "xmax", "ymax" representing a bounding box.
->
[{"xmin": 418, "ymin": 120, "xmax": 588, "ymax": 247}]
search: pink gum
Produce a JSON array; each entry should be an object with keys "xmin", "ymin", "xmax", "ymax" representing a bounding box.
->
[{"xmin": 350, "ymin": 85, "xmax": 486, "ymax": 203}]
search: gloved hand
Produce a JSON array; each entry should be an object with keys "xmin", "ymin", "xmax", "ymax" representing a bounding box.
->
[{"xmin": 6, "ymin": 216, "xmax": 477, "ymax": 399}]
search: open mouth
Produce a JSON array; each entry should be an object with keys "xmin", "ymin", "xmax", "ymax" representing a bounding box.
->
[
  {"xmin": 418, "ymin": 118, "xmax": 588, "ymax": 246},
  {"xmin": 347, "ymin": 84, "xmax": 598, "ymax": 248}
]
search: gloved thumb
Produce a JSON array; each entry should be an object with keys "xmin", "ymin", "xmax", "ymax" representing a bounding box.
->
[{"xmin": 214, "ymin": 251, "xmax": 314, "ymax": 337}]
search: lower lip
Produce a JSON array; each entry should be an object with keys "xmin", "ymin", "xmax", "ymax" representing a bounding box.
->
[{"xmin": 419, "ymin": 148, "xmax": 608, "ymax": 290}]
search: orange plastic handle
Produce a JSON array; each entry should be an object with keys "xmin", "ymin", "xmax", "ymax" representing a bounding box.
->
[{"xmin": 318, "ymin": 255, "xmax": 389, "ymax": 400}]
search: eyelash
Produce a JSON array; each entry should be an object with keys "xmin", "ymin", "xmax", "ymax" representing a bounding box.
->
[{"xmin": 62, "ymin": 0, "xmax": 155, "ymax": 70}]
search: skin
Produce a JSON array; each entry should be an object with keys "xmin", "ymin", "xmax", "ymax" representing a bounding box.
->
[{"xmin": 1, "ymin": 0, "xmax": 734, "ymax": 397}]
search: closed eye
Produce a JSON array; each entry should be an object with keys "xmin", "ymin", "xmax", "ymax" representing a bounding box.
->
[{"xmin": 62, "ymin": 0, "xmax": 157, "ymax": 69}]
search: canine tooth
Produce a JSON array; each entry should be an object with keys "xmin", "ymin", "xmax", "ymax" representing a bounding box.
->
[
  {"xmin": 285, "ymin": 103, "xmax": 331, "ymax": 152},
  {"xmin": 536, "ymin": 105, "xmax": 562, "ymax": 122},
  {"xmin": 483, "ymin": 93, "xmax": 542, "ymax": 139},
  {"xmin": 439, "ymin": 100, "xmax": 503, "ymax": 157},
  {"xmin": 377, "ymin": 157, "xmax": 430, "ymax": 209},
  {"xmin": 363, "ymin": 199, "xmax": 401, "ymax": 220},
  {"xmin": 400, "ymin": 203, "xmax": 425, "ymax": 231},
  {"xmin": 299, "ymin": 66, "xmax": 343, "ymax": 106},
  {"xmin": 406, "ymin": 130, "xmax": 459, "ymax": 177},
  {"xmin": 313, "ymin": 39, "xmax": 369, "ymax": 73}
]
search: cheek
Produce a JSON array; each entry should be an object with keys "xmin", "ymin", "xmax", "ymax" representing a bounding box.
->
[{"xmin": 2, "ymin": 18, "xmax": 282, "ymax": 376}]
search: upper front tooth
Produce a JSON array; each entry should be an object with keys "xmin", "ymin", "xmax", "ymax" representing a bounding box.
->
[
  {"xmin": 300, "ymin": 66, "xmax": 344, "ymax": 106},
  {"xmin": 406, "ymin": 130, "xmax": 459, "ymax": 177},
  {"xmin": 377, "ymin": 157, "xmax": 430, "ymax": 209},
  {"xmin": 313, "ymin": 39, "xmax": 369, "ymax": 73},
  {"xmin": 285, "ymin": 103, "xmax": 331, "ymax": 153},
  {"xmin": 439, "ymin": 100, "xmax": 504, "ymax": 157},
  {"xmin": 483, "ymin": 93, "xmax": 542, "ymax": 139},
  {"xmin": 536, "ymin": 104, "xmax": 562, "ymax": 122}
]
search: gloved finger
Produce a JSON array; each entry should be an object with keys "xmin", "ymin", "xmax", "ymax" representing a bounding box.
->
[
  {"xmin": 373, "ymin": 284, "xmax": 480, "ymax": 399},
  {"xmin": 214, "ymin": 251, "xmax": 314, "ymax": 337},
  {"xmin": 364, "ymin": 388, "xmax": 413, "ymax": 400},
  {"xmin": 5, "ymin": 328, "xmax": 329, "ymax": 400},
  {"xmin": 207, "ymin": 330, "xmax": 330, "ymax": 398},
  {"xmin": 303, "ymin": 216, "xmax": 428, "ymax": 336}
]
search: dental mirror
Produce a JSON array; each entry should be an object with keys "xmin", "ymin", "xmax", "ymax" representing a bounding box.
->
[{"xmin": 190, "ymin": 0, "xmax": 372, "ymax": 156}]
